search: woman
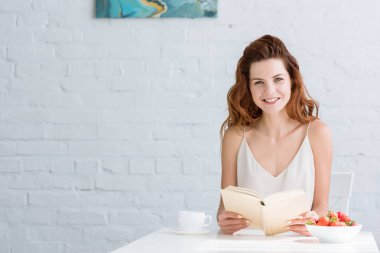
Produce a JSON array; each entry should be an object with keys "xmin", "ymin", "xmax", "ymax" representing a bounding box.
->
[{"xmin": 217, "ymin": 35, "xmax": 332, "ymax": 236}]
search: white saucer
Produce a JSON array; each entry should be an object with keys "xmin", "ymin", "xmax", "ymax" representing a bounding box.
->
[{"xmin": 172, "ymin": 227, "xmax": 210, "ymax": 235}]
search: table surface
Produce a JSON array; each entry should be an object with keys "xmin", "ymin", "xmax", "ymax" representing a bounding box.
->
[{"xmin": 111, "ymin": 228, "xmax": 380, "ymax": 253}]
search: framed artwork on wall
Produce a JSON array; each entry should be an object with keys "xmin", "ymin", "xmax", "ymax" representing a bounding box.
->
[{"xmin": 96, "ymin": 0, "xmax": 217, "ymax": 18}]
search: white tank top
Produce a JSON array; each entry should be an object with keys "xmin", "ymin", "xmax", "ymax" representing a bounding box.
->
[{"xmin": 237, "ymin": 124, "xmax": 315, "ymax": 210}]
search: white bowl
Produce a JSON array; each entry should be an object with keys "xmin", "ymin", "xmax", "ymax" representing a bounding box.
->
[{"xmin": 305, "ymin": 224, "xmax": 362, "ymax": 243}]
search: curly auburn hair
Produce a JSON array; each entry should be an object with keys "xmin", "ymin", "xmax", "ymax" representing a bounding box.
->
[{"xmin": 220, "ymin": 35, "xmax": 319, "ymax": 137}]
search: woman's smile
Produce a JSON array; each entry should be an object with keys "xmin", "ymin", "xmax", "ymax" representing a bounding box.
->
[{"xmin": 263, "ymin": 97, "xmax": 280, "ymax": 104}]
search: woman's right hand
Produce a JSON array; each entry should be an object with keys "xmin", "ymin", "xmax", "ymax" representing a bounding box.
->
[{"xmin": 218, "ymin": 211, "xmax": 251, "ymax": 234}]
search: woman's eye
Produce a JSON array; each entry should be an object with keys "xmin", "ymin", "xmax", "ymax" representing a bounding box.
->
[
  {"xmin": 274, "ymin": 77, "xmax": 283, "ymax": 82},
  {"xmin": 254, "ymin": 81, "xmax": 263, "ymax": 85}
]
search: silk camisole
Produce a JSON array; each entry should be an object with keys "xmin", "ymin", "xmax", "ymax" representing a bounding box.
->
[{"xmin": 237, "ymin": 125, "xmax": 315, "ymax": 210}]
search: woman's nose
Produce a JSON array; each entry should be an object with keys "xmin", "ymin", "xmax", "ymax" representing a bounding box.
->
[{"xmin": 264, "ymin": 82, "xmax": 276, "ymax": 94}]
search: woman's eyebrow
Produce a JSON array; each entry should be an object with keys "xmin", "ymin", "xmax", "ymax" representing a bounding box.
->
[{"xmin": 250, "ymin": 73, "xmax": 284, "ymax": 81}]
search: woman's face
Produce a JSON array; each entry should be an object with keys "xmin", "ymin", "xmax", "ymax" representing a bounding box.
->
[{"xmin": 249, "ymin": 58, "xmax": 292, "ymax": 115}]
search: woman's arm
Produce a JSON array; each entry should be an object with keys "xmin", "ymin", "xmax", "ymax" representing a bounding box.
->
[
  {"xmin": 218, "ymin": 127, "xmax": 240, "ymax": 215},
  {"xmin": 217, "ymin": 126, "xmax": 250, "ymax": 234},
  {"xmin": 288, "ymin": 119, "xmax": 333, "ymax": 236},
  {"xmin": 309, "ymin": 119, "xmax": 333, "ymax": 216}
]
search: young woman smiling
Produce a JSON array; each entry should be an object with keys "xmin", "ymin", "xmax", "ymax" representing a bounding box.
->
[{"xmin": 217, "ymin": 35, "xmax": 333, "ymax": 236}]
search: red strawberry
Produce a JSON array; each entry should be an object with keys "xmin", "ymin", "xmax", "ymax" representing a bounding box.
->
[
  {"xmin": 329, "ymin": 216, "xmax": 339, "ymax": 226},
  {"xmin": 337, "ymin": 211, "xmax": 345, "ymax": 219},
  {"xmin": 329, "ymin": 219, "xmax": 340, "ymax": 226},
  {"xmin": 328, "ymin": 211, "xmax": 338, "ymax": 220},
  {"xmin": 316, "ymin": 216, "xmax": 329, "ymax": 226},
  {"xmin": 337, "ymin": 212, "xmax": 351, "ymax": 223}
]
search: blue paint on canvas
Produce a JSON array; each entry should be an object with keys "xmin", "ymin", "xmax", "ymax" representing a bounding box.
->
[{"xmin": 96, "ymin": 0, "xmax": 217, "ymax": 18}]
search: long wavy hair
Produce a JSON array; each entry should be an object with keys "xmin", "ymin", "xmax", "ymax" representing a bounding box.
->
[{"xmin": 220, "ymin": 35, "xmax": 319, "ymax": 138}]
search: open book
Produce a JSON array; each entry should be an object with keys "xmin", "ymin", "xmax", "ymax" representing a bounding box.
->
[{"xmin": 221, "ymin": 186, "xmax": 309, "ymax": 236}]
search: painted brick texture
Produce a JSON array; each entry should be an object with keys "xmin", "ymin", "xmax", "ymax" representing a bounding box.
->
[{"xmin": 1, "ymin": 0, "xmax": 380, "ymax": 252}]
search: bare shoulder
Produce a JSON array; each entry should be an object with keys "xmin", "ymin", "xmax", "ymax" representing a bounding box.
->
[
  {"xmin": 308, "ymin": 119, "xmax": 332, "ymax": 149},
  {"xmin": 223, "ymin": 126, "xmax": 244, "ymax": 143},
  {"xmin": 309, "ymin": 119, "xmax": 331, "ymax": 139},
  {"xmin": 222, "ymin": 126, "xmax": 245, "ymax": 151}
]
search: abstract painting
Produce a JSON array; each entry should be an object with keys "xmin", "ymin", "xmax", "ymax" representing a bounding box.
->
[{"xmin": 96, "ymin": 0, "xmax": 217, "ymax": 18}]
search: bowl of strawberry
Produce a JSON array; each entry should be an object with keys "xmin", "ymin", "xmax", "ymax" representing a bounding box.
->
[{"xmin": 305, "ymin": 211, "xmax": 362, "ymax": 243}]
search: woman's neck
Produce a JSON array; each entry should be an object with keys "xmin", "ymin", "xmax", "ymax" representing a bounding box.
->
[{"xmin": 256, "ymin": 110, "xmax": 297, "ymax": 140}]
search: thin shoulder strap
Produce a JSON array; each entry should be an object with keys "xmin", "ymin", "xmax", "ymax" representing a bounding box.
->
[
  {"xmin": 306, "ymin": 121, "xmax": 312, "ymax": 135},
  {"xmin": 243, "ymin": 126, "xmax": 245, "ymax": 139}
]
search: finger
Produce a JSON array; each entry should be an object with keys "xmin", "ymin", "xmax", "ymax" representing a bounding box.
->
[
  {"xmin": 289, "ymin": 224, "xmax": 307, "ymax": 229},
  {"xmin": 287, "ymin": 224, "xmax": 310, "ymax": 235},
  {"xmin": 219, "ymin": 219, "xmax": 250, "ymax": 227},
  {"xmin": 221, "ymin": 211, "xmax": 243, "ymax": 219},
  {"xmin": 219, "ymin": 219, "xmax": 249, "ymax": 227},
  {"xmin": 221, "ymin": 229, "xmax": 234, "ymax": 234},
  {"xmin": 305, "ymin": 211, "xmax": 319, "ymax": 220},
  {"xmin": 220, "ymin": 220, "xmax": 250, "ymax": 231},
  {"xmin": 288, "ymin": 211, "xmax": 319, "ymax": 225},
  {"xmin": 224, "ymin": 223, "xmax": 248, "ymax": 230},
  {"xmin": 297, "ymin": 211, "xmax": 309, "ymax": 218},
  {"xmin": 298, "ymin": 211, "xmax": 319, "ymax": 219},
  {"xmin": 287, "ymin": 218, "xmax": 309, "ymax": 225}
]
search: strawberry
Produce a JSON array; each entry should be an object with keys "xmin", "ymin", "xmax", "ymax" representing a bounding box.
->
[
  {"xmin": 316, "ymin": 216, "xmax": 329, "ymax": 226},
  {"xmin": 329, "ymin": 216, "xmax": 339, "ymax": 226},
  {"xmin": 329, "ymin": 219, "xmax": 340, "ymax": 226},
  {"xmin": 308, "ymin": 210, "xmax": 359, "ymax": 227},
  {"xmin": 337, "ymin": 211, "xmax": 345, "ymax": 220},
  {"xmin": 337, "ymin": 211, "xmax": 351, "ymax": 223},
  {"xmin": 305, "ymin": 218, "xmax": 316, "ymax": 225},
  {"xmin": 328, "ymin": 211, "xmax": 339, "ymax": 220},
  {"xmin": 346, "ymin": 220, "xmax": 358, "ymax": 226}
]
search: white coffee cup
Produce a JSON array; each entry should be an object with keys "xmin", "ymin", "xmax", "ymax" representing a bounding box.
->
[{"xmin": 178, "ymin": 210, "xmax": 212, "ymax": 231}]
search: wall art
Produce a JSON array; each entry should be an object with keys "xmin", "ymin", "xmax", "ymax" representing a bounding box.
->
[{"xmin": 96, "ymin": 0, "xmax": 217, "ymax": 18}]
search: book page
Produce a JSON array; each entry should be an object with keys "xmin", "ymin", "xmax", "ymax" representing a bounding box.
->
[
  {"xmin": 263, "ymin": 189, "xmax": 304, "ymax": 202},
  {"xmin": 262, "ymin": 191, "xmax": 308, "ymax": 236},
  {"xmin": 221, "ymin": 188, "xmax": 263, "ymax": 230},
  {"xmin": 224, "ymin": 186, "xmax": 261, "ymax": 199}
]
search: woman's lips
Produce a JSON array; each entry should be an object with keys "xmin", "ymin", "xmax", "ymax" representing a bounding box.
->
[{"xmin": 263, "ymin": 97, "xmax": 280, "ymax": 104}]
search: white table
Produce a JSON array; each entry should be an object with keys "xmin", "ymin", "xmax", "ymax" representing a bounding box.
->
[{"xmin": 111, "ymin": 228, "xmax": 379, "ymax": 253}]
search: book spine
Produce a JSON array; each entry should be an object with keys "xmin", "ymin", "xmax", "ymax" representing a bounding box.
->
[{"xmin": 261, "ymin": 201, "xmax": 270, "ymax": 236}]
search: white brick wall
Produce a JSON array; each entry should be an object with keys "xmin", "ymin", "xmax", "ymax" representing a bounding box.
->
[{"xmin": 1, "ymin": 0, "xmax": 380, "ymax": 252}]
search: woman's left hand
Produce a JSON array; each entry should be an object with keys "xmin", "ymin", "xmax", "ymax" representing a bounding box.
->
[{"xmin": 286, "ymin": 211, "xmax": 319, "ymax": 236}]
